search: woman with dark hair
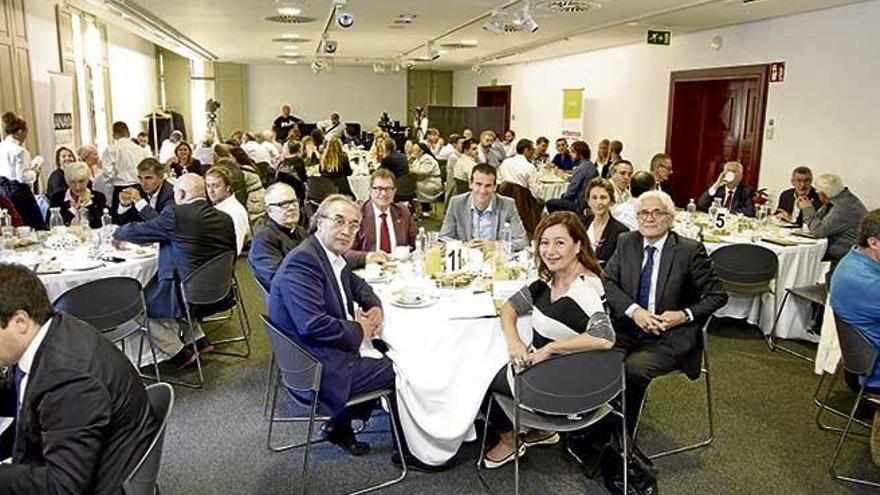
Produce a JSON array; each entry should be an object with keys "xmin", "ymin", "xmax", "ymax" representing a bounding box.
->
[
  {"xmin": 583, "ymin": 178, "xmax": 629, "ymax": 263},
  {"xmin": 481, "ymin": 211, "xmax": 614, "ymax": 468},
  {"xmin": 46, "ymin": 146, "xmax": 78, "ymax": 197},
  {"xmin": 169, "ymin": 141, "xmax": 203, "ymax": 177},
  {"xmin": 278, "ymin": 140, "xmax": 307, "ymax": 183},
  {"xmin": 0, "ymin": 112, "xmax": 32, "ymax": 182},
  {"xmin": 310, "ymin": 128, "xmax": 325, "ymax": 150}
]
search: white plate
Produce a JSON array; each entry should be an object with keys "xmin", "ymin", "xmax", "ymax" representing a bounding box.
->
[
  {"xmin": 361, "ymin": 273, "xmax": 389, "ymax": 283},
  {"xmin": 66, "ymin": 259, "xmax": 105, "ymax": 271},
  {"xmin": 389, "ymin": 295, "xmax": 437, "ymax": 309},
  {"xmin": 123, "ymin": 249, "xmax": 156, "ymax": 259}
]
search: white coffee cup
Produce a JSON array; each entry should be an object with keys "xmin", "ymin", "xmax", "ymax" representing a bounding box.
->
[
  {"xmin": 723, "ymin": 171, "xmax": 736, "ymax": 183},
  {"xmin": 364, "ymin": 263, "xmax": 381, "ymax": 278},
  {"xmin": 400, "ymin": 286, "xmax": 424, "ymax": 304},
  {"xmin": 392, "ymin": 246, "xmax": 411, "ymax": 261}
]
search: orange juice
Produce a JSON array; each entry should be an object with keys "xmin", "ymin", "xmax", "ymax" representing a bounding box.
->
[{"xmin": 424, "ymin": 246, "xmax": 442, "ymax": 276}]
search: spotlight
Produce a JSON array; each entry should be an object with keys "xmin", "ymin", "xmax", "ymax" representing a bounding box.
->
[
  {"xmin": 471, "ymin": 63, "xmax": 483, "ymax": 74},
  {"xmin": 482, "ymin": 10, "xmax": 505, "ymax": 35},
  {"xmin": 372, "ymin": 63, "xmax": 386, "ymax": 73},
  {"xmin": 426, "ymin": 41, "xmax": 439, "ymax": 61},
  {"xmin": 323, "ymin": 39, "xmax": 338, "ymax": 54},
  {"xmin": 511, "ymin": 1, "xmax": 539, "ymax": 33},
  {"xmin": 311, "ymin": 58, "xmax": 326, "ymax": 73},
  {"xmin": 336, "ymin": 11, "xmax": 355, "ymax": 28}
]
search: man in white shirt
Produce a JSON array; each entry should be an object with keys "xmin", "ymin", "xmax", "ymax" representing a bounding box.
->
[
  {"xmin": 320, "ymin": 113, "xmax": 346, "ymax": 141},
  {"xmin": 157, "ymin": 131, "xmax": 182, "ymax": 164},
  {"xmin": 241, "ymin": 132, "xmax": 272, "ymax": 164},
  {"xmin": 101, "ymin": 121, "xmax": 149, "ymax": 213},
  {"xmin": 498, "ymin": 138, "xmax": 540, "ymax": 199},
  {"xmin": 454, "ymin": 139, "xmax": 479, "ymax": 184},
  {"xmin": 205, "ymin": 166, "xmax": 251, "ymax": 255},
  {"xmin": 610, "ymin": 160, "xmax": 633, "ymax": 204},
  {"xmin": 611, "ymin": 171, "xmax": 656, "ymax": 231}
]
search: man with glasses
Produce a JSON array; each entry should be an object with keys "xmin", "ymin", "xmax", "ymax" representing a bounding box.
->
[
  {"xmin": 248, "ymin": 183, "xmax": 308, "ymax": 289},
  {"xmin": 697, "ymin": 160, "xmax": 756, "ymax": 217},
  {"xmin": 775, "ymin": 166, "xmax": 821, "ymax": 225},
  {"xmin": 649, "ymin": 153, "xmax": 674, "ymax": 196},
  {"xmin": 268, "ymin": 195, "xmax": 391, "ymax": 456},
  {"xmin": 611, "ymin": 170, "xmax": 656, "ymax": 231},
  {"xmin": 346, "ymin": 169, "xmax": 416, "ymax": 269},
  {"xmin": 603, "ymin": 190, "xmax": 727, "ymax": 431}
]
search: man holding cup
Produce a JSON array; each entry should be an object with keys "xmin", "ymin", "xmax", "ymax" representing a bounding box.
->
[{"xmin": 697, "ymin": 161, "xmax": 756, "ymax": 217}]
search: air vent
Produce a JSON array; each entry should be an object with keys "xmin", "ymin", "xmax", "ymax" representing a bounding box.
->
[
  {"xmin": 264, "ymin": 15, "xmax": 316, "ymax": 24},
  {"xmin": 387, "ymin": 25, "xmax": 406, "ymax": 29},
  {"xmin": 272, "ymin": 37, "xmax": 311, "ymax": 43},
  {"xmin": 439, "ymin": 42, "xmax": 477, "ymax": 49},
  {"xmin": 392, "ymin": 14, "xmax": 418, "ymax": 24},
  {"xmin": 534, "ymin": 1, "xmax": 601, "ymax": 14}
]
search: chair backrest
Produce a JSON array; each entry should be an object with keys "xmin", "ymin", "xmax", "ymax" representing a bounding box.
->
[
  {"xmin": 306, "ymin": 176, "xmax": 338, "ymax": 203},
  {"xmin": 123, "ymin": 383, "xmax": 174, "ymax": 495},
  {"xmin": 515, "ymin": 349, "xmax": 624, "ymax": 416},
  {"xmin": 180, "ymin": 251, "xmax": 236, "ymax": 305},
  {"xmin": 709, "ymin": 244, "xmax": 778, "ymax": 285},
  {"xmin": 53, "ymin": 277, "xmax": 145, "ymax": 333},
  {"xmin": 833, "ymin": 314, "xmax": 880, "ymax": 376},
  {"xmin": 260, "ymin": 315, "xmax": 322, "ymax": 392},
  {"xmin": 395, "ymin": 173, "xmax": 417, "ymax": 197},
  {"xmin": 254, "ymin": 274, "xmax": 271, "ymax": 304}
]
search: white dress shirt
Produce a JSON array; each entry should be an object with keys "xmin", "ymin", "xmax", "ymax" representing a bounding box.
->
[
  {"xmin": 498, "ymin": 154, "xmax": 540, "ymax": 198},
  {"xmin": 102, "ymin": 138, "xmax": 148, "ymax": 186},
  {"xmin": 316, "ymin": 235, "xmax": 352, "ymax": 319},
  {"xmin": 158, "ymin": 140, "xmax": 176, "ymax": 164},
  {"xmin": 373, "ymin": 203, "xmax": 398, "ymax": 249},
  {"xmin": 611, "ymin": 198, "xmax": 638, "ymax": 231},
  {"xmin": 15, "ymin": 319, "xmax": 52, "ymax": 410},
  {"xmin": 0, "ymin": 135, "xmax": 31, "ymax": 181},
  {"xmin": 242, "ymin": 140, "xmax": 271, "ymax": 164},
  {"xmin": 436, "ymin": 144, "xmax": 457, "ymax": 161},
  {"xmin": 454, "ymin": 154, "xmax": 477, "ymax": 182},
  {"xmin": 214, "ymin": 195, "xmax": 251, "ymax": 255}
]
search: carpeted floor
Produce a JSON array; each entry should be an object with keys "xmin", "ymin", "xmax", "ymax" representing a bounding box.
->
[{"xmin": 154, "ymin": 226, "xmax": 879, "ymax": 494}]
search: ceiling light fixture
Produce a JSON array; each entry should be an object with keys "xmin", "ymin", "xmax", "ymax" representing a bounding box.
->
[
  {"xmin": 511, "ymin": 1, "xmax": 539, "ymax": 33},
  {"xmin": 311, "ymin": 58, "xmax": 326, "ymax": 73},
  {"xmin": 103, "ymin": 0, "xmax": 217, "ymax": 60},
  {"xmin": 471, "ymin": 63, "xmax": 483, "ymax": 74},
  {"xmin": 426, "ymin": 40, "xmax": 440, "ymax": 61},
  {"xmin": 277, "ymin": 7, "xmax": 302, "ymax": 16},
  {"xmin": 482, "ymin": 10, "xmax": 505, "ymax": 35}
]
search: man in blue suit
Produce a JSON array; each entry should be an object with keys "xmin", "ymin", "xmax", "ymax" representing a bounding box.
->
[
  {"xmin": 115, "ymin": 158, "xmax": 174, "ymax": 225},
  {"xmin": 114, "ymin": 173, "xmax": 236, "ymax": 369},
  {"xmin": 268, "ymin": 194, "xmax": 391, "ymax": 456}
]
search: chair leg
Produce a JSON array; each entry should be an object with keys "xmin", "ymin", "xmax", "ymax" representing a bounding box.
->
[
  {"xmin": 814, "ymin": 371, "xmax": 871, "ymax": 434},
  {"xmin": 161, "ymin": 314, "xmax": 205, "ymax": 389},
  {"xmin": 263, "ymin": 354, "xmax": 276, "ymax": 419},
  {"xmin": 210, "ymin": 286, "xmax": 252, "ymax": 358},
  {"xmin": 767, "ymin": 291, "xmax": 816, "ymax": 362},
  {"xmin": 347, "ymin": 395, "xmax": 408, "ymax": 495},
  {"xmin": 621, "ymin": 371, "xmax": 629, "ymax": 495},
  {"xmin": 300, "ymin": 397, "xmax": 320, "ymax": 495},
  {"xmin": 829, "ymin": 386, "xmax": 880, "ymax": 487}
]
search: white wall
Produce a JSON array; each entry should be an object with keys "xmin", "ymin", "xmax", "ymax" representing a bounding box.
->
[
  {"xmin": 246, "ymin": 64, "xmax": 407, "ymax": 134},
  {"xmin": 454, "ymin": 0, "xmax": 880, "ymax": 208},
  {"xmin": 25, "ymin": 0, "xmax": 61, "ymax": 168}
]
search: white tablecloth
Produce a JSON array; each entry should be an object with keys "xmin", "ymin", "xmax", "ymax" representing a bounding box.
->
[
  {"xmin": 375, "ymin": 284, "xmax": 530, "ymax": 466},
  {"xmin": 348, "ymin": 175, "xmax": 371, "ymax": 203},
  {"xmin": 39, "ymin": 255, "xmax": 159, "ymax": 301},
  {"xmin": 705, "ymin": 239, "xmax": 827, "ymax": 341},
  {"xmin": 535, "ymin": 180, "xmax": 568, "ymax": 202}
]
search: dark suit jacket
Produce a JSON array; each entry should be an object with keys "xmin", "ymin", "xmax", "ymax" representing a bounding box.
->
[
  {"xmin": 602, "ymin": 231, "xmax": 727, "ymax": 378},
  {"xmin": 48, "ymin": 189, "xmax": 107, "ymax": 229},
  {"xmin": 268, "ymin": 235, "xmax": 382, "ymax": 415},
  {"xmin": 380, "ymin": 152, "xmax": 409, "ymax": 179},
  {"xmin": 114, "ymin": 180, "xmax": 174, "ymax": 225},
  {"xmin": 697, "ymin": 183, "xmax": 756, "ymax": 217},
  {"xmin": 248, "ymin": 219, "xmax": 307, "ymax": 289},
  {"xmin": 584, "ymin": 214, "xmax": 630, "ymax": 263},
  {"xmin": 659, "ymin": 181, "xmax": 673, "ymax": 197},
  {"xmin": 114, "ymin": 198, "xmax": 236, "ymax": 318},
  {"xmin": 0, "ymin": 177, "xmax": 46, "ymax": 230},
  {"xmin": 346, "ymin": 200, "xmax": 417, "ymax": 268},
  {"xmin": 776, "ymin": 187, "xmax": 820, "ymax": 225},
  {"xmin": 0, "ymin": 313, "xmax": 159, "ymax": 494}
]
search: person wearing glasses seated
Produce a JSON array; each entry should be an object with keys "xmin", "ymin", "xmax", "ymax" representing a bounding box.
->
[
  {"xmin": 268, "ymin": 195, "xmax": 392, "ymax": 457},
  {"xmin": 47, "ymin": 162, "xmax": 107, "ymax": 228},
  {"xmin": 582, "ymin": 178, "xmax": 629, "ymax": 263},
  {"xmin": 440, "ymin": 163, "xmax": 528, "ymax": 251},
  {"xmin": 205, "ymin": 166, "xmax": 251, "ymax": 256},
  {"xmin": 0, "ymin": 263, "xmax": 160, "ymax": 493},
  {"xmin": 482, "ymin": 211, "xmax": 615, "ymax": 469},
  {"xmin": 697, "ymin": 161, "xmax": 755, "ymax": 217},
  {"xmin": 345, "ymin": 169, "xmax": 416, "ymax": 269},
  {"xmin": 649, "ymin": 153, "xmax": 674, "ymax": 196},
  {"xmin": 248, "ymin": 183, "xmax": 307, "ymax": 290},
  {"xmin": 610, "ymin": 170, "xmax": 656, "ymax": 231},
  {"xmin": 775, "ymin": 166, "xmax": 821, "ymax": 226}
]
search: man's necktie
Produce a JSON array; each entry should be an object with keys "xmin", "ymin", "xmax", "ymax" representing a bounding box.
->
[
  {"xmin": 638, "ymin": 246, "xmax": 657, "ymax": 310},
  {"xmin": 13, "ymin": 366, "xmax": 26, "ymax": 454},
  {"xmin": 379, "ymin": 213, "xmax": 392, "ymax": 253},
  {"xmin": 723, "ymin": 189, "xmax": 734, "ymax": 210}
]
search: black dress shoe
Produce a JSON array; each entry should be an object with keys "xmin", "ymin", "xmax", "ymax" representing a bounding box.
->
[
  {"xmin": 322, "ymin": 423, "xmax": 371, "ymax": 456},
  {"xmin": 390, "ymin": 451, "xmax": 452, "ymax": 473}
]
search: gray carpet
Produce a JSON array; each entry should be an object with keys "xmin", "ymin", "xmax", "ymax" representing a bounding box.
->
[{"xmin": 154, "ymin": 260, "xmax": 878, "ymax": 494}]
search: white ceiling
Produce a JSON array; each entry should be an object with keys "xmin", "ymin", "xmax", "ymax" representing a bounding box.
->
[{"xmin": 121, "ymin": 0, "xmax": 865, "ymax": 68}]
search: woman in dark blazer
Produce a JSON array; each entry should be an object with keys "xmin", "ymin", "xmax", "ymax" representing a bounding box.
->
[
  {"xmin": 47, "ymin": 161, "xmax": 107, "ymax": 228},
  {"xmin": 582, "ymin": 178, "xmax": 629, "ymax": 263}
]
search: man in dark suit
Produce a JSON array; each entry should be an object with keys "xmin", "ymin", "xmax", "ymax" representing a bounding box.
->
[
  {"xmin": 346, "ymin": 169, "xmax": 417, "ymax": 269},
  {"xmin": 649, "ymin": 152, "xmax": 674, "ymax": 197},
  {"xmin": 697, "ymin": 161, "xmax": 755, "ymax": 217},
  {"xmin": 775, "ymin": 165, "xmax": 821, "ymax": 225},
  {"xmin": 0, "ymin": 176, "xmax": 45, "ymax": 230},
  {"xmin": 379, "ymin": 139, "xmax": 408, "ymax": 179},
  {"xmin": 248, "ymin": 182, "xmax": 307, "ymax": 290},
  {"xmin": 0, "ymin": 263, "xmax": 159, "ymax": 493},
  {"xmin": 115, "ymin": 158, "xmax": 174, "ymax": 225},
  {"xmin": 268, "ymin": 194, "xmax": 392, "ymax": 456},
  {"xmin": 114, "ymin": 173, "xmax": 236, "ymax": 368},
  {"xmin": 603, "ymin": 190, "xmax": 727, "ymax": 430}
]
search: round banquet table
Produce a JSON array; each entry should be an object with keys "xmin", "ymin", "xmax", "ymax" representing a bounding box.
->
[
  {"xmin": 535, "ymin": 180, "xmax": 568, "ymax": 202},
  {"xmin": 704, "ymin": 238, "xmax": 828, "ymax": 341},
  {"xmin": 366, "ymin": 272, "xmax": 531, "ymax": 466},
  {"xmin": 37, "ymin": 252, "xmax": 159, "ymax": 302}
]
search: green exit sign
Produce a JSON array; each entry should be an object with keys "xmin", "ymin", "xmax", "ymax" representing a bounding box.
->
[{"xmin": 647, "ymin": 30, "xmax": 671, "ymax": 46}]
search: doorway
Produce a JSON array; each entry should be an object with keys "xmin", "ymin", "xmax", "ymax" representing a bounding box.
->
[
  {"xmin": 665, "ymin": 64, "xmax": 769, "ymax": 206},
  {"xmin": 477, "ymin": 85, "xmax": 511, "ymax": 133}
]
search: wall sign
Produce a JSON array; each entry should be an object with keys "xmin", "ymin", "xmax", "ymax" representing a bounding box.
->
[
  {"xmin": 647, "ymin": 30, "xmax": 671, "ymax": 46},
  {"xmin": 769, "ymin": 61, "xmax": 785, "ymax": 83}
]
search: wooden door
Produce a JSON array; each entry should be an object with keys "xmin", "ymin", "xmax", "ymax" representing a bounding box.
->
[
  {"xmin": 665, "ymin": 65, "xmax": 768, "ymax": 206},
  {"xmin": 0, "ymin": 0, "xmax": 36, "ymax": 151},
  {"xmin": 477, "ymin": 85, "xmax": 511, "ymax": 134}
]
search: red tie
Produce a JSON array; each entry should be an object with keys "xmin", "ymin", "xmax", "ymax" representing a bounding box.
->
[
  {"xmin": 723, "ymin": 189, "xmax": 734, "ymax": 209},
  {"xmin": 379, "ymin": 213, "xmax": 392, "ymax": 253}
]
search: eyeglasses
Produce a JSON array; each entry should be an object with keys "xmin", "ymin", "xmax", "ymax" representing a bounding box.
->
[
  {"xmin": 370, "ymin": 186, "xmax": 395, "ymax": 194},
  {"xmin": 324, "ymin": 215, "xmax": 361, "ymax": 233},
  {"xmin": 268, "ymin": 199, "xmax": 299, "ymax": 209},
  {"xmin": 637, "ymin": 209, "xmax": 670, "ymax": 220}
]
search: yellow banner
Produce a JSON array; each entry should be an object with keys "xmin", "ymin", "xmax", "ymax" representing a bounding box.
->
[{"xmin": 562, "ymin": 88, "xmax": 583, "ymax": 120}]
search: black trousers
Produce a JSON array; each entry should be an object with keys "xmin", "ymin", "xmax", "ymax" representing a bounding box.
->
[{"xmin": 328, "ymin": 356, "xmax": 396, "ymax": 432}]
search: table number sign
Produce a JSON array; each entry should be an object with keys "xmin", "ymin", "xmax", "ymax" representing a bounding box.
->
[{"xmin": 445, "ymin": 241, "xmax": 465, "ymax": 273}]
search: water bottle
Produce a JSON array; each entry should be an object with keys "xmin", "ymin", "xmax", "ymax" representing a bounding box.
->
[
  {"xmin": 415, "ymin": 227, "xmax": 427, "ymax": 255},
  {"xmin": 686, "ymin": 198, "xmax": 696, "ymax": 215},
  {"xmin": 49, "ymin": 207, "xmax": 65, "ymax": 234},
  {"xmin": 0, "ymin": 209, "xmax": 11, "ymax": 249},
  {"xmin": 499, "ymin": 222, "xmax": 512, "ymax": 259}
]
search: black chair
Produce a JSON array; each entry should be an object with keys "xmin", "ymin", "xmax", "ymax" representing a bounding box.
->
[
  {"xmin": 306, "ymin": 176, "xmax": 339, "ymax": 209},
  {"xmin": 633, "ymin": 319, "xmax": 714, "ymax": 459},
  {"xmin": 821, "ymin": 315, "xmax": 880, "ymax": 487},
  {"xmin": 394, "ymin": 173, "xmax": 417, "ymax": 203},
  {"xmin": 260, "ymin": 315, "xmax": 407, "ymax": 495},
  {"xmin": 178, "ymin": 251, "xmax": 252, "ymax": 388},
  {"xmin": 453, "ymin": 178, "xmax": 469, "ymax": 197},
  {"xmin": 122, "ymin": 383, "xmax": 174, "ymax": 495},
  {"xmin": 768, "ymin": 283, "xmax": 826, "ymax": 361},
  {"xmin": 477, "ymin": 350, "xmax": 627, "ymax": 495},
  {"xmin": 53, "ymin": 277, "xmax": 160, "ymax": 382},
  {"xmin": 710, "ymin": 244, "xmax": 778, "ymax": 329}
]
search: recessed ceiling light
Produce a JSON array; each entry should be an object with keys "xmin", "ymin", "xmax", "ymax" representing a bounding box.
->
[
  {"xmin": 461, "ymin": 39, "xmax": 478, "ymax": 46},
  {"xmin": 285, "ymin": 60, "xmax": 298, "ymax": 65},
  {"xmin": 281, "ymin": 33, "xmax": 300, "ymax": 39},
  {"xmin": 277, "ymin": 7, "xmax": 302, "ymax": 16},
  {"xmin": 625, "ymin": 21, "xmax": 639, "ymax": 26},
  {"xmin": 284, "ymin": 45, "xmax": 299, "ymax": 50}
]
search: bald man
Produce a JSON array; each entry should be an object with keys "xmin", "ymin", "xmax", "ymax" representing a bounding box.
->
[{"xmin": 114, "ymin": 173, "xmax": 236, "ymax": 369}]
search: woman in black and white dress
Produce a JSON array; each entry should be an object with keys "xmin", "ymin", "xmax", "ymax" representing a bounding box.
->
[{"xmin": 482, "ymin": 211, "xmax": 615, "ymax": 468}]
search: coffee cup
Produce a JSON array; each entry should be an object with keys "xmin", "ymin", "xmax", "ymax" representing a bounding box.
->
[
  {"xmin": 364, "ymin": 263, "xmax": 381, "ymax": 278},
  {"xmin": 723, "ymin": 171, "xmax": 735, "ymax": 183},
  {"xmin": 400, "ymin": 286, "xmax": 424, "ymax": 304},
  {"xmin": 392, "ymin": 246, "xmax": 411, "ymax": 261}
]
